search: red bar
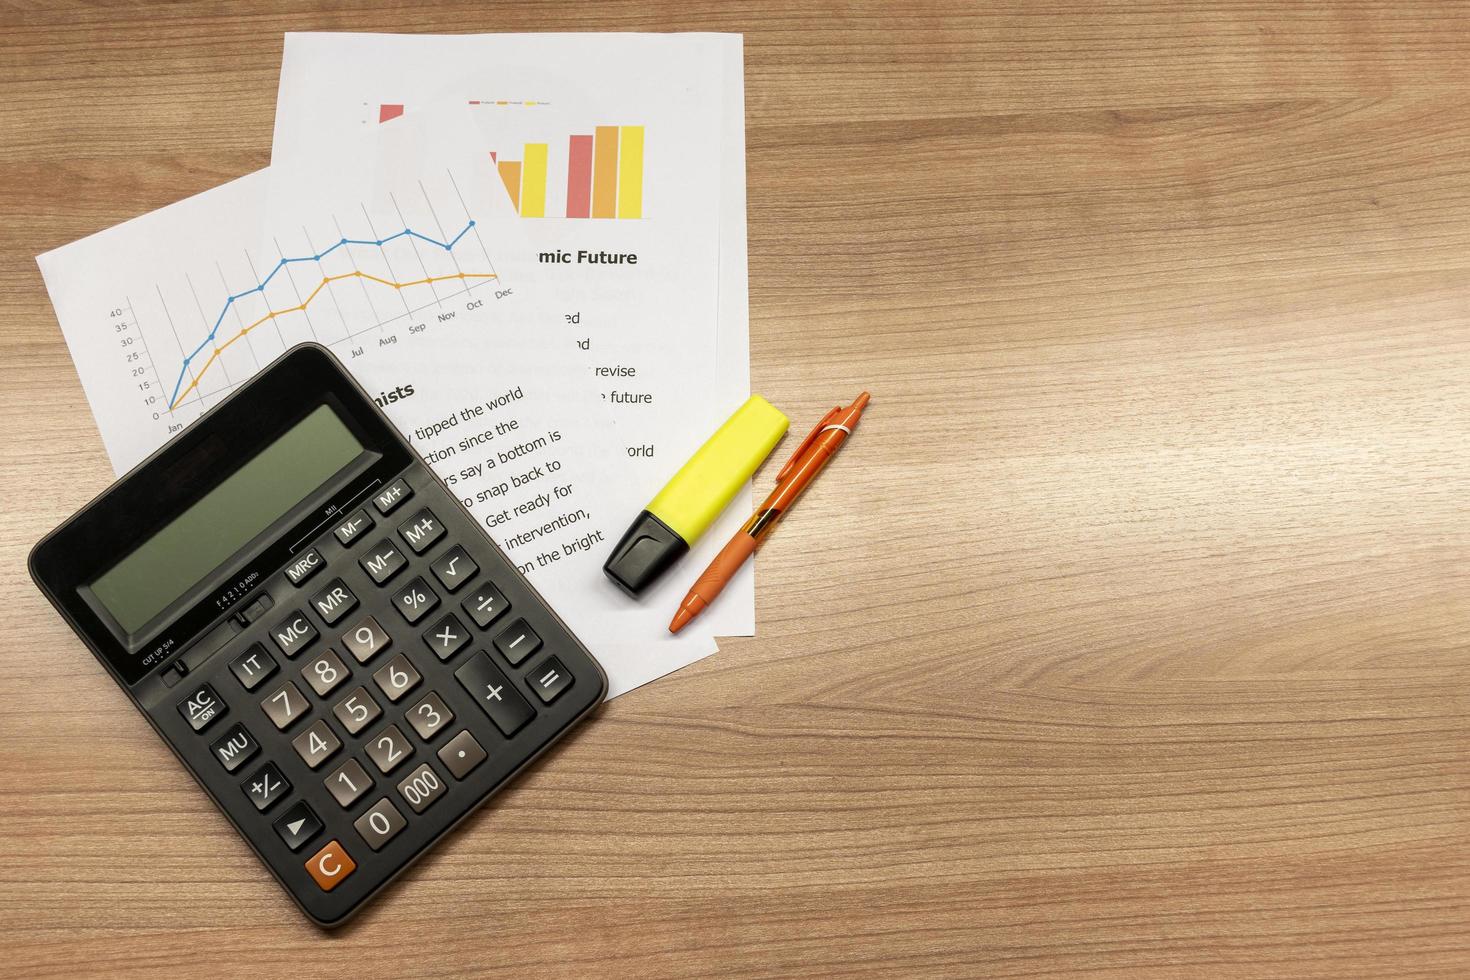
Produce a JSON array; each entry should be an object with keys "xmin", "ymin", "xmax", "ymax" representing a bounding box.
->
[
  {"xmin": 378, "ymin": 104, "xmax": 404, "ymax": 124},
  {"xmin": 566, "ymin": 134, "xmax": 594, "ymax": 219}
]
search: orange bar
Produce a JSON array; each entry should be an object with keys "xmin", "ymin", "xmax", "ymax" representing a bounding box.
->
[
  {"xmin": 497, "ymin": 160, "xmax": 522, "ymax": 214},
  {"xmin": 592, "ymin": 126, "xmax": 618, "ymax": 218}
]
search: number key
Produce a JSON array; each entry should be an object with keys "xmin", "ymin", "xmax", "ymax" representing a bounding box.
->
[
  {"xmin": 365, "ymin": 724, "xmax": 413, "ymax": 774},
  {"xmin": 325, "ymin": 758, "xmax": 373, "ymax": 808},
  {"xmin": 332, "ymin": 686, "xmax": 382, "ymax": 736},
  {"xmin": 354, "ymin": 797, "xmax": 407, "ymax": 851},
  {"xmin": 407, "ymin": 692, "xmax": 454, "ymax": 741},
  {"xmin": 261, "ymin": 681, "xmax": 307, "ymax": 730},
  {"xmin": 302, "ymin": 648, "xmax": 350, "ymax": 697},
  {"xmin": 291, "ymin": 718, "xmax": 342, "ymax": 770},
  {"xmin": 372, "ymin": 653, "xmax": 421, "ymax": 703},
  {"xmin": 391, "ymin": 576, "xmax": 439, "ymax": 624},
  {"xmin": 342, "ymin": 615, "xmax": 391, "ymax": 664},
  {"xmin": 396, "ymin": 762, "xmax": 447, "ymax": 814}
]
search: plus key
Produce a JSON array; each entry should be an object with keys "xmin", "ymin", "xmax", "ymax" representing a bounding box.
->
[{"xmin": 454, "ymin": 651, "xmax": 534, "ymax": 736}]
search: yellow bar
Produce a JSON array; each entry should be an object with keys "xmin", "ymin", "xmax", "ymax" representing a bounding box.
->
[
  {"xmin": 616, "ymin": 125, "xmax": 644, "ymax": 219},
  {"xmin": 592, "ymin": 125, "xmax": 618, "ymax": 218},
  {"xmin": 497, "ymin": 160, "xmax": 522, "ymax": 214},
  {"xmin": 520, "ymin": 143, "xmax": 548, "ymax": 218}
]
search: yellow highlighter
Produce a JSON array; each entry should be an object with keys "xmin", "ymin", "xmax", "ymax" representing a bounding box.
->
[{"xmin": 603, "ymin": 395, "xmax": 789, "ymax": 596}]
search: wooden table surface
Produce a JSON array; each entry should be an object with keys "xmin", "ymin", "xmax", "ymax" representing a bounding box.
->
[{"xmin": 3, "ymin": 2, "xmax": 1468, "ymax": 976}]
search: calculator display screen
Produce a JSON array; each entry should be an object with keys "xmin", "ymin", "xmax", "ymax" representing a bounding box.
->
[{"xmin": 90, "ymin": 405, "xmax": 364, "ymax": 633}]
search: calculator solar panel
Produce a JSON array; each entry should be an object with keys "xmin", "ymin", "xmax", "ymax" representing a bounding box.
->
[{"xmin": 29, "ymin": 344, "xmax": 606, "ymax": 926}]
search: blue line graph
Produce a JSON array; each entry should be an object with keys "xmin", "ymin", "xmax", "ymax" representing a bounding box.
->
[{"xmin": 167, "ymin": 219, "xmax": 478, "ymax": 408}]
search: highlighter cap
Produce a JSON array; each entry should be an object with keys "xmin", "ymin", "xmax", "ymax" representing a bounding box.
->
[
  {"xmin": 602, "ymin": 510, "xmax": 689, "ymax": 597},
  {"xmin": 604, "ymin": 394, "xmax": 789, "ymax": 596}
]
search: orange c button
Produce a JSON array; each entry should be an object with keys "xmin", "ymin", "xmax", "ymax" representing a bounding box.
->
[{"xmin": 305, "ymin": 839, "xmax": 357, "ymax": 892}]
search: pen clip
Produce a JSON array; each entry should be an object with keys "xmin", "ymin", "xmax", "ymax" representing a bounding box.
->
[{"xmin": 775, "ymin": 406, "xmax": 842, "ymax": 483}]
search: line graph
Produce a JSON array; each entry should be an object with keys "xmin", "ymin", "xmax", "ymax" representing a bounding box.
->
[
  {"xmin": 37, "ymin": 164, "xmax": 521, "ymax": 476},
  {"xmin": 166, "ymin": 221, "xmax": 490, "ymax": 408}
]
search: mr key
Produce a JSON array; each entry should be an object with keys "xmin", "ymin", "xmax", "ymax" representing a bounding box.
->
[{"xmin": 29, "ymin": 344, "xmax": 606, "ymax": 926}]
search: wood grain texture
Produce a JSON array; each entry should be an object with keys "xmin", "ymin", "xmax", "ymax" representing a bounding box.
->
[{"xmin": 2, "ymin": 2, "xmax": 1468, "ymax": 976}]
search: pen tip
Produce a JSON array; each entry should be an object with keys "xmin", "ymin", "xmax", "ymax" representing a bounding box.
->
[
  {"xmin": 669, "ymin": 596, "xmax": 706, "ymax": 634},
  {"xmin": 852, "ymin": 391, "xmax": 871, "ymax": 410}
]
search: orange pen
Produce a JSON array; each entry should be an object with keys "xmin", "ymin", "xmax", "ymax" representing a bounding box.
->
[{"xmin": 669, "ymin": 392, "xmax": 871, "ymax": 633}]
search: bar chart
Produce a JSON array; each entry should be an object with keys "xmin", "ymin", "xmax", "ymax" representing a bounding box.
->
[{"xmin": 493, "ymin": 125, "xmax": 645, "ymax": 220}]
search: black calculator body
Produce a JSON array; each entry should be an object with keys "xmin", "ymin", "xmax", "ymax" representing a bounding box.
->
[{"xmin": 29, "ymin": 344, "xmax": 606, "ymax": 927}]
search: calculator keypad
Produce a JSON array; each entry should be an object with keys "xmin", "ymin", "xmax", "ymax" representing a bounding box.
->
[{"xmin": 159, "ymin": 460, "xmax": 602, "ymax": 926}]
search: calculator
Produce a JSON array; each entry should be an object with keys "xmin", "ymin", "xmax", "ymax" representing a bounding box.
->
[{"xmin": 29, "ymin": 343, "xmax": 606, "ymax": 927}]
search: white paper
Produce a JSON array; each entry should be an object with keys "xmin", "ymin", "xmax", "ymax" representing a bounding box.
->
[{"xmin": 269, "ymin": 32, "xmax": 758, "ymax": 641}]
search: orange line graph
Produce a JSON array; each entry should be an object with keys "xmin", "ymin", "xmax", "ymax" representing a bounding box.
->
[{"xmin": 169, "ymin": 270, "xmax": 497, "ymax": 408}]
